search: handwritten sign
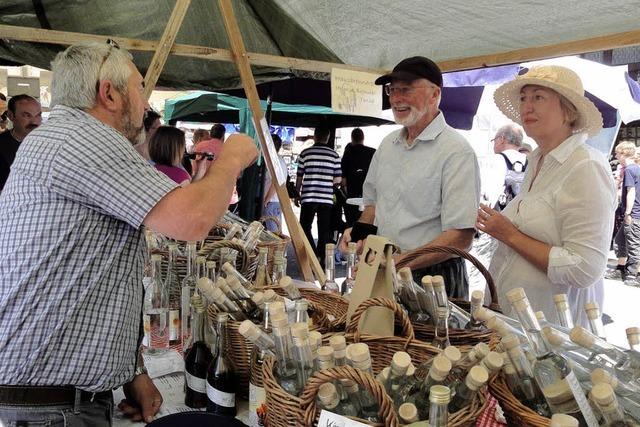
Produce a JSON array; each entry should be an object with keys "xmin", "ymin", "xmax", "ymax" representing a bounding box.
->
[
  {"xmin": 260, "ymin": 117, "xmax": 287, "ymax": 185},
  {"xmin": 331, "ymin": 68, "xmax": 382, "ymax": 117},
  {"xmin": 318, "ymin": 410, "xmax": 370, "ymax": 427}
]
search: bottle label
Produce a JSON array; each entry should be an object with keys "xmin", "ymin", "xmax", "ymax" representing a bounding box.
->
[
  {"xmin": 185, "ymin": 371, "xmax": 206, "ymax": 393},
  {"xmin": 249, "ymin": 382, "xmax": 266, "ymax": 426},
  {"xmin": 169, "ymin": 309, "xmax": 180, "ymax": 341},
  {"xmin": 206, "ymin": 383, "xmax": 235, "ymax": 408},
  {"xmin": 564, "ymin": 371, "xmax": 598, "ymax": 427},
  {"xmin": 142, "ymin": 314, "xmax": 150, "ymax": 347}
]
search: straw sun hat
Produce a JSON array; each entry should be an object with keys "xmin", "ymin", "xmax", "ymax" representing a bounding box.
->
[{"xmin": 493, "ymin": 65, "xmax": 603, "ymax": 137}]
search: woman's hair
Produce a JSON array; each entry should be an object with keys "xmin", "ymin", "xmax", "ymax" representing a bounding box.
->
[
  {"xmin": 144, "ymin": 110, "xmax": 161, "ymax": 132},
  {"xmin": 149, "ymin": 126, "xmax": 186, "ymax": 167},
  {"xmin": 558, "ymin": 95, "xmax": 579, "ymax": 129}
]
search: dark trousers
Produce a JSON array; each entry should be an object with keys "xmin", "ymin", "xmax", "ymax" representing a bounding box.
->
[
  {"xmin": 299, "ymin": 202, "xmax": 333, "ymax": 264},
  {"xmin": 624, "ymin": 219, "xmax": 640, "ymax": 275},
  {"xmin": 410, "ymin": 257, "xmax": 469, "ymax": 300}
]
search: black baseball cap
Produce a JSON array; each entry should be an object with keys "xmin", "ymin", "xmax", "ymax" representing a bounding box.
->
[{"xmin": 375, "ymin": 56, "xmax": 443, "ymax": 88}]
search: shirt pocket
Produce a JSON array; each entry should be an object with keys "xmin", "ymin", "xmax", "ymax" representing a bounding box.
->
[
  {"xmin": 515, "ymin": 192, "xmax": 558, "ymax": 244},
  {"xmin": 404, "ymin": 176, "xmax": 441, "ymax": 219}
]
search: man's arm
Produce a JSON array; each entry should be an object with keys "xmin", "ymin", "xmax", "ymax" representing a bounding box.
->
[
  {"xmin": 625, "ymin": 186, "xmax": 636, "ymax": 224},
  {"xmin": 339, "ymin": 205, "xmax": 376, "ymax": 253},
  {"xmin": 144, "ymin": 134, "xmax": 257, "ymax": 241}
]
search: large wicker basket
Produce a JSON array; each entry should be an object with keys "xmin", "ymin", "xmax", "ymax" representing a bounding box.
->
[
  {"xmin": 489, "ymin": 373, "xmax": 551, "ymax": 427},
  {"xmin": 396, "ymin": 245, "xmax": 500, "ymax": 347}
]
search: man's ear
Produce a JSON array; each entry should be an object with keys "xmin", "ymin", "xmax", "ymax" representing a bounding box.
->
[
  {"xmin": 96, "ymin": 80, "xmax": 122, "ymax": 113},
  {"xmin": 6, "ymin": 110, "xmax": 15, "ymax": 122}
]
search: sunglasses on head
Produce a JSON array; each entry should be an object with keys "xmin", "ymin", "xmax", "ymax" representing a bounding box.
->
[{"xmin": 185, "ymin": 152, "xmax": 215, "ymax": 161}]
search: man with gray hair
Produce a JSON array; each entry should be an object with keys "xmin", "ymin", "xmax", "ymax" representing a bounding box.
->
[
  {"xmin": 0, "ymin": 41, "xmax": 257, "ymax": 425},
  {"xmin": 340, "ymin": 56, "xmax": 480, "ymax": 298},
  {"xmin": 490, "ymin": 124, "xmax": 527, "ymax": 211}
]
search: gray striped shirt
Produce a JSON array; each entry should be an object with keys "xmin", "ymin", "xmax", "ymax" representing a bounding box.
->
[{"xmin": 0, "ymin": 105, "xmax": 177, "ymax": 392}]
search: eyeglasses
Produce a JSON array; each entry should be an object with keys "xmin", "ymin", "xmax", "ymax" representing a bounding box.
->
[
  {"xmin": 384, "ymin": 84, "xmax": 432, "ymax": 97},
  {"xmin": 95, "ymin": 39, "xmax": 120, "ymax": 94},
  {"xmin": 185, "ymin": 152, "xmax": 215, "ymax": 161}
]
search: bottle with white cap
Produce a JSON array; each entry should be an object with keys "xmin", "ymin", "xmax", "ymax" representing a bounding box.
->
[
  {"xmin": 590, "ymin": 383, "xmax": 632, "ymax": 426},
  {"xmin": 590, "ymin": 369, "xmax": 640, "ymax": 421},
  {"xmin": 205, "ymin": 260, "xmax": 217, "ymax": 282},
  {"xmin": 445, "ymin": 342, "xmax": 490, "ymax": 386},
  {"xmin": 502, "ymin": 334, "xmax": 551, "ymax": 417},
  {"xmin": 323, "ymin": 244, "xmax": 340, "ymax": 294},
  {"xmin": 570, "ymin": 326, "xmax": 640, "ymax": 375},
  {"xmin": 550, "ymin": 413, "xmax": 580, "ymax": 427},
  {"xmin": 271, "ymin": 253, "xmax": 286, "ymax": 285},
  {"xmin": 432, "ymin": 307, "xmax": 451, "ymax": 349},
  {"xmin": 181, "ymin": 241, "xmax": 199, "ymax": 351},
  {"xmin": 294, "ymin": 299, "xmax": 311, "ymax": 328},
  {"xmin": 341, "ymin": 242, "xmax": 358, "ymax": 296},
  {"xmin": 477, "ymin": 351, "xmax": 504, "ymax": 375},
  {"xmin": 397, "ymin": 267, "xmax": 430, "ymax": 323},
  {"xmin": 506, "ymin": 287, "xmax": 599, "ymax": 427},
  {"xmin": 429, "ymin": 385, "xmax": 451, "ymax": 427},
  {"xmin": 448, "ymin": 365, "xmax": 489, "ymax": 413},
  {"xmin": 221, "ymin": 261, "xmax": 252, "ymax": 290},
  {"xmin": 412, "ymin": 355, "xmax": 452, "ymax": 420},
  {"xmin": 279, "ymin": 276, "xmax": 302, "ymax": 300},
  {"xmin": 317, "ymin": 382, "xmax": 359, "ymax": 417},
  {"xmin": 253, "ymin": 247, "xmax": 271, "ymax": 288},
  {"xmin": 346, "ymin": 343, "xmax": 380, "ymax": 422},
  {"xmin": 627, "ymin": 327, "xmax": 640, "ymax": 352},
  {"xmin": 291, "ymin": 322, "xmax": 315, "ymax": 386},
  {"xmin": 584, "ymin": 302, "xmax": 606, "ymax": 341},
  {"xmin": 240, "ymin": 220, "xmax": 265, "ymax": 253},
  {"xmin": 224, "ymin": 223, "xmax": 243, "ymax": 241},
  {"xmin": 385, "ymin": 351, "xmax": 412, "ymax": 398},
  {"xmin": 464, "ymin": 290, "xmax": 486, "ymax": 330},
  {"xmin": 432, "ymin": 276, "xmax": 461, "ymax": 329},
  {"xmin": 309, "ymin": 330, "xmax": 323, "ymax": 367},
  {"xmin": 270, "ymin": 313, "xmax": 300, "ymax": 396},
  {"xmin": 420, "ymin": 275, "xmax": 438, "ymax": 325},
  {"xmin": 553, "ymin": 294, "xmax": 575, "ymax": 329},
  {"xmin": 398, "ymin": 402, "xmax": 419, "ymax": 424}
]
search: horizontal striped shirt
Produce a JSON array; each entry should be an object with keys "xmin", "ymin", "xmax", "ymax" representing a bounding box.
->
[
  {"xmin": 296, "ymin": 144, "xmax": 341, "ymax": 205},
  {"xmin": 0, "ymin": 105, "xmax": 177, "ymax": 392}
]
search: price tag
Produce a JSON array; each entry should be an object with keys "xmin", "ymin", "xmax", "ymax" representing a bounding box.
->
[{"xmin": 318, "ymin": 410, "xmax": 370, "ymax": 427}]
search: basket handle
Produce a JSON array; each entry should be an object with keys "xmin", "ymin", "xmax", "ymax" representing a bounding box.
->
[
  {"xmin": 259, "ymin": 215, "xmax": 282, "ymax": 234},
  {"xmin": 200, "ymin": 239, "xmax": 249, "ymax": 275},
  {"xmin": 346, "ymin": 297, "xmax": 415, "ymax": 343},
  {"xmin": 298, "ymin": 365, "xmax": 399, "ymax": 427},
  {"xmin": 395, "ymin": 245, "xmax": 500, "ymax": 311}
]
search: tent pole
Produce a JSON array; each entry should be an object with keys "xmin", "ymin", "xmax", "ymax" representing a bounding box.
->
[
  {"xmin": 142, "ymin": 0, "xmax": 191, "ymax": 100},
  {"xmin": 216, "ymin": 0, "xmax": 325, "ymax": 284}
]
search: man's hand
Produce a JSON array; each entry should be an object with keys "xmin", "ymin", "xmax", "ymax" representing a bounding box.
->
[
  {"xmin": 216, "ymin": 134, "xmax": 259, "ymax": 171},
  {"xmin": 625, "ymin": 214, "xmax": 633, "ymax": 225},
  {"xmin": 118, "ymin": 374, "xmax": 163, "ymax": 423},
  {"xmin": 339, "ymin": 227, "xmax": 364, "ymax": 255},
  {"xmin": 294, "ymin": 196, "xmax": 301, "ymax": 207}
]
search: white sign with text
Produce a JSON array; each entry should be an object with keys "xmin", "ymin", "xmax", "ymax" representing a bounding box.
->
[{"xmin": 331, "ymin": 68, "xmax": 382, "ymax": 117}]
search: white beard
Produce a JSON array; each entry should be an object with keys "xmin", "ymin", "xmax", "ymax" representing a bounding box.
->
[{"xmin": 393, "ymin": 105, "xmax": 427, "ymax": 128}]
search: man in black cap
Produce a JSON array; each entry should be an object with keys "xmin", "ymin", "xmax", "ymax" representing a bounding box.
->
[{"xmin": 340, "ymin": 56, "xmax": 481, "ymax": 298}]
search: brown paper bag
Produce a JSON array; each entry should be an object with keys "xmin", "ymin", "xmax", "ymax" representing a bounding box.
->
[{"xmin": 346, "ymin": 235, "xmax": 398, "ymax": 336}]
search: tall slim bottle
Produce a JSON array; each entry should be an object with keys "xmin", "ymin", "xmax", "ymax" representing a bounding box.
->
[
  {"xmin": 506, "ymin": 288, "xmax": 598, "ymax": 427},
  {"xmin": 271, "ymin": 257, "xmax": 286, "ymax": 286},
  {"xmin": 420, "ymin": 275, "xmax": 438, "ymax": 325},
  {"xmin": 432, "ymin": 307, "xmax": 451, "ymax": 349},
  {"xmin": 270, "ymin": 313, "xmax": 300, "ymax": 396},
  {"xmin": 584, "ymin": 302, "xmax": 607, "ymax": 341},
  {"xmin": 448, "ymin": 365, "xmax": 488, "ymax": 413},
  {"xmin": 347, "ymin": 343, "xmax": 380, "ymax": 423},
  {"xmin": 206, "ymin": 313, "xmax": 237, "ymax": 416},
  {"xmin": 569, "ymin": 326, "xmax": 640, "ymax": 375},
  {"xmin": 554, "ymin": 294, "xmax": 575, "ymax": 329},
  {"xmin": 165, "ymin": 244, "xmax": 181, "ymax": 347},
  {"xmin": 429, "ymin": 385, "xmax": 451, "ymax": 427},
  {"xmin": 181, "ymin": 241, "xmax": 198, "ymax": 352},
  {"xmin": 254, "ymin": 247, "xmax": 271, "ymax": 288},
  {"xmin": 146, "ymin": 254, "xmax": 169, "ymax": 352},
  {"xmin": 341, "ymin": 242, "xmax": 357, "ymax": 296},
  {"xmin": 323, "ymin": 244, "xmax": 340, "ymax": 294},
  {"xmin": 184, "ymin": 295, "xmax": 213, "ymax": 408},
  {"xmin": 464, "ymin": 290, "xmax": 485, "ymax": 330},
  {"xmin": 206, "ymin": 260, "xmax": 217, "ymax": 282},
  {"xmin": 590, "ymin": 383, "xmax": 633, "ymax": 427}
]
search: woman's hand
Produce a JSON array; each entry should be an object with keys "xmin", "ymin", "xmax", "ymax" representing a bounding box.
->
[{"xmin": 475, "ymin": 203, "xmax": 519, "ymax": 244}]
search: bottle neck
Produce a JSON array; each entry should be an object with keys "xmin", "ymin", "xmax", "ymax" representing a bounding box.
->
[
  {"xmin": 428, "ymin": 401, "xmax": 449, "ymax": 426},
  {"xmin": 512, "ymin": 300, "xmax": 551, "ymax": 358},
  {"xmin": 555, "ymin": 304, "xmax": 574, "ymax": 329},
  {"xmin": 186, "ymin": 244, "xmax": 197, "ymax": 277},
  {"xmin": 192, "ymin": 310, "xmax": 204, "ymax": 343},
  {"xmin": 346, "ymin": 252, "xmax": 356, "ymax": 279},
  {"xmin": 216, "ymin": 319, "xmax": 227, "ymax": 357},
  {"xmin": 588, "ymin": 317, "xmax": 606, "ymax": 339}
]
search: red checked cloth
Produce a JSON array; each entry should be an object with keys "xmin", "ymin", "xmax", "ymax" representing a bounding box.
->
[{"xmin": 476, "ymin": 390, "xmax": 508, "ymax": 427}]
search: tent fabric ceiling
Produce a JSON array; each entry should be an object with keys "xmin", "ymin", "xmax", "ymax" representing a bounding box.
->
[{"xmin": 0, "ymin": 1, "xmax": 638, "ymax": 93}]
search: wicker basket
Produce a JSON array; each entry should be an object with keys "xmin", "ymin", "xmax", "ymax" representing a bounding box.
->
[
  {"xmin": 396, "ymin": 245, "xmax": 500, "ymax": 347},
  {"xmin": 489, "ymin": 373, "xmax": 551, "ymax": 427},
  {"xmin": 207, "ymin": 299, "xmax": 334, "ymax": 399}
]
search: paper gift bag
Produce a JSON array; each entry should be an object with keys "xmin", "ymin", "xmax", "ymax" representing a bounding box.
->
[{"xmin": 346, "ymin": 235, "xmax": 398, "ymax": 336}]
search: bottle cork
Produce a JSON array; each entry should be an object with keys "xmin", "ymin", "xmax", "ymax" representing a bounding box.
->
[
  {"xmin": 295, "ymin": 300, "xmax": 308, "ymax": 311},
  {"xmin": 329, "ymin": 335, "xmax": 347, "ymax": 351},
  {"xmin": 238, "ymin": 320, "xmax": 260, "ymax": 342},
  {"xmin": 432, "ymin": 275, "xmax": 445, "ymax": 290},
  {"xmin": 221, "ymin": 262, "xmax": 235, "ymax": 273},
  {"xmin": 481, "ymin": 351, "xmax": 504, "ymax": 372},
  {"xmin": 251, "ymin": 291, "xmax": 265, "ymax": 306},
  {"xmin": 269, "ymin": 301, "xmax": 286, "ymax": 317},
  {"xmin": 535, "ymin": 311, "xmax": 547, "ymax": 322},
  {"xmin": 541, "ymin": 327, "xmax": 564, "ymax": 348},
  {"xmin": 398, "ymin": 267, "xmax": 413, "ymax": 282},
  {"xmin": 349, "ymin": 343, "xmax": 371, "ymax": 363},
  {"xmin": 290, "ymin": 322, "xmax": 309, "ymax": 339},
  {"xmin": 553, "ymin": 294, "xmax": 568, "ymax": 304},
  {"xmin": 271, "ymin": 312, "xmax": 288, "ymax": 329},
  {"xmin": 390, "ymin": 351, "xmax": 411, "ymax": 375},
  {"xmin": 263, "ymin": 289, "xmax": 278, "ymax": 302},
  {"xmin": 501, "ymin": 334, "xmax": 520, "ymax": 351},
  {"xmin": 309, "ymin": 331, "xmax": 323, "ymax": 349},
  {"xmin": 316, "ymin": 346, "xmax": 334, "ymax": 361},
  {"xmin": 505, "ymin": 287, "xmax": 527, "ymax": 303},
  {"xmin": 473, "ymin": 307, "xmax": 495, "ymax": 323},
  {"xmin": 398, "ymin": 402, "xmax": 419, "ymax": 423},
  {"xmin": 429, "ymin": 385, "xmax": 450, "ymax": 405},
  {"xmin": 421, "ymin": 275, "xmax": 434, "ymax": 290},
  {"xmin": 429, "ymin": 355, "xmax": 452, "ymax": 381},
  {"xmin": 465, "ymin": 365, "xmax": 489, "ymax": 390},
  {"xmin": 569, "ymin": 326, "xmax": 596, "ymax": 349},
  {"xmin": 279, "ymin": 276, "xmax": 293, "ymax": 289},
  {"xmin": 590, "ymin": 383, "xmax": 615, "ymax": 407},
  {"xmin": 471, "ymin": 290, "xmax": 484, "ymax": 304},
  {"xmin": 550, "ymin": 413, "xmax": 579, "ymax": 427},
  {"xmin": 443, "ymin": 346, "xmax": 461, "ymax": 366},
  {"xmin": 590, "ymin": 368, "xmax": 619, "ymax": 390},
  {"xmin": 625, "ymin": 327, "xmax": 639, "ymax": 345},
  {"xmin": 318, "ymin": 383, "xmax": 339, "ymax": 408}
]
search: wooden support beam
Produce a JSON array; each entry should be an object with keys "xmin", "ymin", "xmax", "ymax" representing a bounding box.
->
[
  {"xmin": 216, "ymin": 0, "xmax": 325, "ymax": 284},
  {"xmin": 142, "ymin": 0, "xmax": 191, "ymax": 99}
]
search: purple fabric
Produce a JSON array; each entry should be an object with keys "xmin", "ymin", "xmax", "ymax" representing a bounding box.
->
[
  {"xmin": 625, "ymin": 72, "xmax": 640, "ymax": 104},
  {"xmin": 443, "ymin": 64, "xmax": 520, "ymax": 87},
  {"xmin": 154, "ymin": 164, "xmax": 191, "ymax": 184}
]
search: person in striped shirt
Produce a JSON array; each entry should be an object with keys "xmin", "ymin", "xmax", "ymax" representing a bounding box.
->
[{"xmin": 295, "ymin": 127, "xmax": 342, "ymax": 264}]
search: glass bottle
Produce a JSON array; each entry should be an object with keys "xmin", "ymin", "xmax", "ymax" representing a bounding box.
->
[
  {"xmin": 146, "ymin": 254, "xmax": 169, "ymax": 352},
  {"xmin": 347, "ymin": 343, "xmax": 380, "ymax": 423},
  {"xmin": 569, "ymin": 326, "xmax": 640, "ymax": 374},
  {"xmin": 554, "ymin": 294, "xmax": 575, "ymax": 329},
  {"xmin": 341, "ymin": 242, "xmax": 357, "ymax": 296},
  {"xmin": 477, "ymin": 351, "xmax": 504, "ymax": 376},
  {"xmin": 411, "ymin": 355, "xmax": 452, "ymax": 420},
  {"xmin": 398, "ymin": 402, "xmax": 419, "ymax": 424},
  {"xmin": 323, "ymin": 244, "xmax": 340, "ymax": 294},
  {"xmin": 627, "ymin": 327, "xmax": 640, "ymax": 351},
  {"xmin": 590, "ymin": 383, "xmax": 633, "ymax": 427},
  {"xmin": 270, "ymin": 313, "xmax": 301, "ymax": 395},
  {"xmin": 241, "ymin": 221, "xmax": 265, "ymax": 253},
  {"xmin": 224, "ymin": 223, "xmax": 242, "ymax": 240},
  {"xmin": 505, "ymin": 287, "xmax": 599, "ymax": 427},
  {"xmin": 181, "ymin": 241, "xmax": 198, "ymax": 352},
  {"xmin": 206, "ymin": 260, "xmax": 217, "ymax": 282},
  {"xmin": 271, "ymin": 258, "xmax": 286, "ymax": 286},
  {"xmin": 443, "ymin": 345, "xmax": 462, "ymax": 368},
  {"xmin": 448, "ymin": 365, "xmax": 488, "ymax": 413},
  {"xmin": 329, "ymin": 335, "xmax": 347, "ymax": 367},
  {"xmin": 317, "ymin": 382, "xmax": 358, "ymax": 417},
  {"xmin": 291, "ymin": 323, "xmax": 315, "ymax": 389},
  {"xmin": 279, "ymin": 276, "xmax": 302, "ymax": 300},
  {"xmin": 385, "ymin": 351, "xmax": 412, "ymax": 398},
  {"xmin": 206, "ymin": 313, "xmax": 237, "ymax": 416},
  {"xmin": 254, "ymin": 247, "xmax": 271, "ymax": 288},
  {"xmin": 222, "ymin": 261, "xmax": 252, "ymax": 290},
  {"xmin": 184, "ymin": 295, "xmax": 213, "ymax": 408},
  {"xmin": 429, "ymin": 385, "xmax": 451, "ymax": 427},
  {"xmin": 420, "ymin": 275, "xmax": 438, "ymax": 325},
  {"xmin": 432, "ymin": 307, "xmax": 451, "ymax": 349},
  {"xmin": 584, "ymin": 302, "xmax": 607, "ymax": 341},
  {"xmin": 165, "ymin": 244, "xmax": 182, "ymax": 347},
  {"xmin": 397, "ymin": 267, "xmax": 430, "ymax": 323},
  {"xmin": 465, "ymin": 290, "xmax": 486, "ymax": 330},
  {"xmin": 196, "ymin": 256, "xmax": 207, "ymax": 279},
  {"xmin": 433, "ymin": 276, "xmax": 461, "ymax": 329},
  {"xmin": 210, "ymin": 286, "xmax": 247, "ymax": 321},
  {"xmin": 295, "ymin": 299, "xmax": 311, "ymax": 328}
]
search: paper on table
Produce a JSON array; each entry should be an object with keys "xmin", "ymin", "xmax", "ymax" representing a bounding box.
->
[
  {"xmin": 318, "ymin": 410, "xmax": 370, "ymax": 427},
  {"xmin": 142, "ymin": 349, "xmax": 184, "ymax": 379}
]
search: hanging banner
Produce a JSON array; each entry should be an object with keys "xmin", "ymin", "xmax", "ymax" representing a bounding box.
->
[{"xmin": 331, "ymin": 68, "xmax": 382, "ymax": 117}]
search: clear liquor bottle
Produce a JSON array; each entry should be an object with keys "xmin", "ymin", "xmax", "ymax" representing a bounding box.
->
[
  {"xmin": 554, "ymin": 294, "xmax": 575, "ymax": 329},
  {"xmin": 165, "ymin": 244, "xmax": 182, "ymax": 347},
  {"xmin": 279, "ymin": 276, "xmax": 302, "ymax": 300},
  {"xmin": 432, "ymin": 276, "xmax": 461, "ymax": 329},
  {"xmin": 206, "ymin": 313, "xmax": 237, "ymax": 416},
  {"xmin": 569, "ymin": 326, "xmax": 640, "ymax": 375},
  {"xmin": 411, "ymin": 355, "xmax": 452, "ymax": 420},
  {"xmin": 347, "ymin": 343, "xmax": 380, "ymax": 423},
  {"xmin": 196, "ymin": 256, "xmax": 207, "ymax": 279},
  {"xmin": 429, "ymin": 385, "xmax": 451, "ymax": 427},
  {"xmin": 184, "ymin": 295, "xmax": 213, "ymax": 408},
  {"xmin": 146, "ymin": 254, "xmax": 170, "ymax": 352},
  {"xmin": 254, "ymin": 247, "xmax": 272, "ymax": 288},
  {"xmin": 590, "ymin": 383, "xmax": 635, "ymax": 427},
  {"xmin": 241, "ymin": 221, "xmax": 265, "ymax": 253},
  {"xmin": 432, "ymin": 307, "xmax": 451, "ymax": 349},
  {"xmin": 341, "ymin": 242, "xmax": 357, "ymax": 296},
  {"xmin": 477, "ymin": 351, "xmax": 504, "ymax": 376},
  {"xmin": 181, "ymin": 241, "xmax": 198, "ymax": 352},
  {"xmin": 271, "ymin": 257, "xmax": 286, "ymax": 286},
  {"xmin": 317, "ymin": 382, "xmax": 358, "ymax": 417},
  {"xmin": 464, "ymin": 290, "xmax": 486, "ymax": 330},
  {"xmin": 270, "ymin": 313, "xmax": 301, "ymax": 396},
  {"xmin": 551, "ymin": 413, "xmax": 580, "ymax": 427},
  {"xmin": 584, "ymin": 302, "xmax": 607, "ymax": 341},
  {"xmin": 224, "ymin": 223, "xmax": 243, "ymax": 240},
  {"xmin": 295, "ymin": 300, "xmax": 311, "ymax": 328},
  {"xmin": 385, "ymin": 351, "xmax": 411, "ymax": 399},
  {"xmin": 506, "ymin": 288, "xmax": 599, "ymax": 427},
  {"xmin": 290, "ymin": 323, "xmax": 316, "ymax": 389},
  {"xmin": 397, "ymin": 267, "xmax": 430, "ymax": 323},
  {"xmin": 448, "ymin": 365, "xmax": 488, "ymax": 413},
  {"xmin": 323, "ymin": 244, "xmax": 340, "ymax": 294},
  {"xmin": 221, "ymin": 261, "xmax": 251, "ymax": 289},
  {"xmin": 206, "ymin": 260, "xmax": 217, "ymax": 282},
  {"xmin": 419, "ymin": 275, "xmax": 438, "ymax": 325}
]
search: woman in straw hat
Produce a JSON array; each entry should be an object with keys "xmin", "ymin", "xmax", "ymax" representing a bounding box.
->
[{"xmin": 475, "ymin": 65, "xmax": 616, "ymax": 327}]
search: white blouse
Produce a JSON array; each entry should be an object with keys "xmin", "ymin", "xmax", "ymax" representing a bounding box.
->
[{"xmin": 489, "ymin": 133, "xmax": 616, "ymax": 327}]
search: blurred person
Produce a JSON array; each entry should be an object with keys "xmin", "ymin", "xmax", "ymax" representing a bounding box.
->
[
  {"xmin": 191, "ymin": 128, "xmax": 210, "ymax": 149},
  {"xmin": 262, "ymin": 134, "xmax": 288, "ymax": 232},
  {"xmin": 341, "ymin": 127, "xmax": 376, "ymax": 227},
  {"xmin": 134, "ymin": 110, "xmax": 161, "ymax": 161},
  {"xmin": 149, "ymin": 125, "xmax": 191, "ymax": 186},
  {"xmin": 0, "ymin": 41, "xmax": 257, "ymax": 426},
  {"xmin": 0, "ymin": 94, "xmax": 42, "ymax": 191},
  {"xmin": 340, "ymin": 56, "xmax": 480, "ymax": 298},
  {"xmin": 518, "ymin": 142, "xmax": 533, "ymax": 154},
  {"xmin": 0, "ymin": 93, "xmax": 6, "ymax": 116},
  {"xmin": 476, "ymin": 66, "xmax": 616, "ymax": 326},
  {"xmin": 487, "ymin": 124, "xmax": 527, "ymax": 211}
]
